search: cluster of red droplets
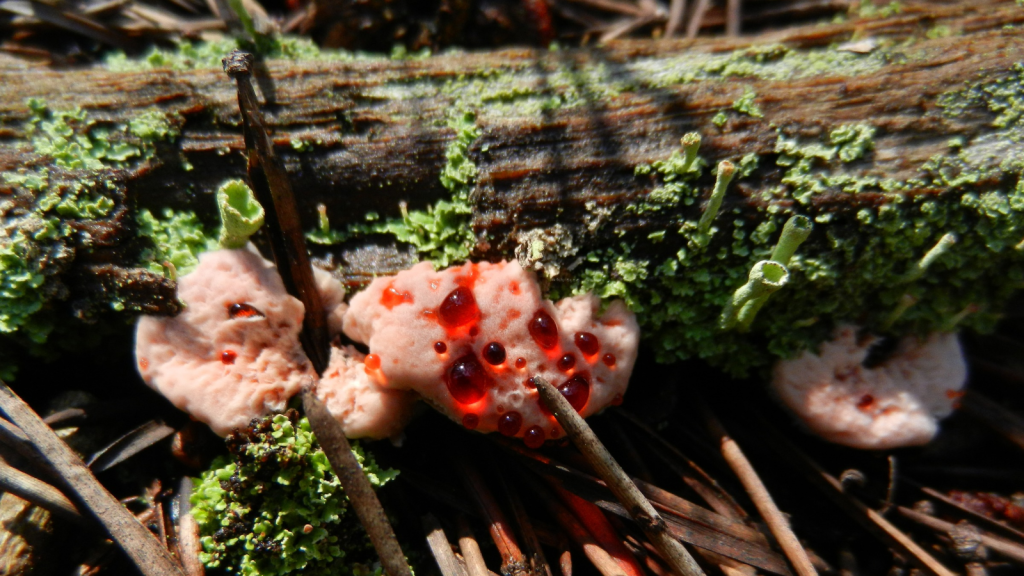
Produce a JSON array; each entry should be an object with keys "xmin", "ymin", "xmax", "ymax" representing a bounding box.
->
[{"xmin": 424, "ymin": 283, "xmax": 619, "ymax": 448}]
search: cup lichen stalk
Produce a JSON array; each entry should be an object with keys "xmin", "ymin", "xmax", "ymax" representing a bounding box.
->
[
  {"xmin": 902, "ymin": 232, "xmax": 957, "ymax": 283},
  {"xmin": 881, "ymin": 294, "xmax": 918, "ymax": 331},
  {"xmin": 695, "ymin": 160, "xmax": 736, "ymax": 240},
  {"xmin": 679, "ymin": 132, "xmax": 702, "ymax": 174},
  {"xmin": 729, "ymin": 215, "xmax": 813, "ymax": 331},
  {"xmin": 719, "ymin": 260, "xmax": 790, "ymax": 331},
  {"xmin": 216, "ymin": 179, "xmax": 265, "ymax": 248}
]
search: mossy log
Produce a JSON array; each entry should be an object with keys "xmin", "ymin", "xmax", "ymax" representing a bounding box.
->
[{"xmin": 2, "ymin": 0, "xmax": 1024, "ymax": 376}]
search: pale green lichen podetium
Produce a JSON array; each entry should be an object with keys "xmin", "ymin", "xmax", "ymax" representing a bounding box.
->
[
  {"xmin": 902, "ymin": 232, "xmax": 957, "ymax": 283},
  {"xmin": 732, "ymin": 215, "xmax": 814, "ymax": 331},
  {"xmin": 679, "ymin": 132, "xmax": 702, "ymax": 173},
  {"xmin": 217, "ymin": 179, "xmax": 265, "ymax": 248},
  {"xmin": 695, "ymin": 160, "xmax": 736, "ymax": 242},
  {"xmin": 720, "ymin": 260, "xmax": 790, "ymax": 331}
]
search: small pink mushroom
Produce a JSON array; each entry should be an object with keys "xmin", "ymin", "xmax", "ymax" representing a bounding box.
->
[
  {"xmin": 341, "ymin": 260, "xmax": 640, "ymax": 447},
  {"xmin": 771, "ymin": 325, "xmax": 967, "ymax": 450}
]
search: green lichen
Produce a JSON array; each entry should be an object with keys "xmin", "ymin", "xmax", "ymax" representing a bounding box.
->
[
  {"xmin": 553, "ymin": 124, "xmax": 1024, "ymax": 376},
  {"xmin": 0, "ymin": 100, "xmax": 184, "ymax": 378},
  {"xmin": 137, "ymin": 208, "xmax": 218, "ymax": 275},
  {"xmin": 191, "ymin": 413, "xmax": 398, "ymax": 576},
  {"xmin": 731, "ymin": 88, "xmax": 763, "ymax": 118},
  {"xmin": 104, "ymin": 36, "xmax": 358, "ymax": 72}
]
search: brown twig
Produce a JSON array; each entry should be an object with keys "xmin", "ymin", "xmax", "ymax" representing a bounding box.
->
[
  {"xmin": 175, "ymin": 477, "xmax": 205, "ymax": 576},
  {"xmin": 916, "ymin": 485, "xmax": 1024, "ymax": 543},
  {"xmin": 425, "ymin": 514, "xmax": 470, "ymax": 576},
  {"xmin": 525, "ymin": 475, "xmax": 627, "ymax": 576},
  {"xmin": 751, "ymin": 414, "xmax": 956, "ymax": 576},
  {"xmin": 0, "ymin": 452, "xmax": 82, "ymax": 521},
  {"xmin": 222, "ymin": 49, "xmax": 330, "ymax": 374},
  {"xmin": 459, "ymin": 460, "xmax": 530, "ymax": 576},
  {"xmin": 302, "ymin": 390, "xmax": 413, "ymax": 576},
  {"xmin": 665, "ymin": 0, "xmax": 686, "ymax": 37},
  {"xmin": 615, "ymin": 411, "xmax": 750, "ymax": 522},
  {"xmin": 500, "ymin": 472, "xmax": 553, "ymax": 576},
  {"xmin": 726, "ymin": 0, "xmax": 740, "ymax": 36},
  {"xmin": 897, "ymin": 506, "xmax": 1024, "ymax": 565},
  {"xmin": 684, "ymin": 0, "xmax": 709, "ymax": 37},
  {"xmin": 87, "ymin": 420, "xmax": 176, "ymax": 473},
  {"xmin": 0, "ymin": 380, "xmax": 185, "ymax": 576},
  {"xmin": 702, "ymin": 406, "xmax": 817, "ymax": 576},
  {"xmin": 533, "ymin": 376, "xmax": 705, "ymax": 576},
  {"xmin": 458, "ymin": 515, "xmax": 492, "ymax": 576}
]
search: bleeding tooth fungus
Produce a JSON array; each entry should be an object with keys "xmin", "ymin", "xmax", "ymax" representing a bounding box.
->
[{"xmin": 137, "ymin": 256, "xmax": 639, "ymax": 448}]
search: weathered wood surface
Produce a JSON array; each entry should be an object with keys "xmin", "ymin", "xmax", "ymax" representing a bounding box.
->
[{"xmin": 1, "ymin": 0, "xmax": 1022, "ymax": 360}]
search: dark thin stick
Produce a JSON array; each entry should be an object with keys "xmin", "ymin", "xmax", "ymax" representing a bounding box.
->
[
  {"xmin": 459, "ymin": 460, "xmax": 530, "ymax": 576},
  {"xmin": 533, "ymin": 377, "xmax": 705, "ymax": 576},
  {"xmin": 0, "ymin": 453, "xmax": 82, "ymax": 520},
  {"xmin": 425, "ymin": 514, "xmax": 470, "ymax": 576},
  {"xmin": 458, "ymin": 516, "xmax": 491, "ymax": 576},
  {"xmin": 87, "ymin": 420, "xmax": 175, "ymax": 473},
  {"xmin": 222, "ymin": 49, "xmax": 330, "ymax": 373},
  {"xmin": 302, "ymin": 391, "xmax": 413, "ymax": 576},
  {"xmin": 702, "ymin": 407, "xmax": 817, "ymax": 576},
  {"xmin": 0, "ymin": 380, "xmax": 185, "ymax": 576},
  {"xmin": 897, "ymin": 506, "xmax": 1024, "ymax": 564}
]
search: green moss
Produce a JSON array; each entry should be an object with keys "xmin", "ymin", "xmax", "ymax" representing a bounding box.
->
[
  {"xmin": 137, "ymin": 208, "xmax": 218, "ymax": 276},
  {"xmin": 191, "ymin": 413, "xmax": 398, "ymax": 576}
]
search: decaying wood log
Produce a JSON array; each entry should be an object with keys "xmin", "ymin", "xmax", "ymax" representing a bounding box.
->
[{"xmin": 2, "ymin": 0, "xmax": 1023, "ymax": 374}]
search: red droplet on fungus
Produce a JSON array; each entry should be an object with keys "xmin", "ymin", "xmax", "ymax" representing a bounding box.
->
[
  {"xmin": 434, "ymin": 341, "xmax": 447, "ymax": 354},
  {"xmin": 526, "ymin": 377, "xmax": 537, "ymax": 389},
  {"xmin": 469, "ymin": 326, "xmax": 480, "ymax": 337},
  {"xmin": 528, "ymin": 310, "xmax": 559, "ymax": 350},
  {"xmin": 365, "ymin": 354, "xmax": 381, "ymax": 370},
  {"xmin": 446, "ymin": 354, "xmax": 491, "ymax": 404},
  {"xmin": 228, "ymin": 302, "xmax": 264, "ymax": 319},
  {"xmin": 462, "ymin": 413, "xmax": 480, "ymax": 430},
  {"xmin": 611, "ymin": 393, "xmax": 623, "ymax": 406},
  {"xmin": 498, "ymin": 412, "xmax": 523, "ymax": 436},
  {"xmin": 509, "ymin": 281, "xmax": 521, "ymax": 294},
  {"xmin": 602, "ymin": 353, "xmax": 616, "ymax": 367},
  {"xmin": 380, "ymin": 283, "xmax": 414, "ymax": 309},
  {"xmin": 856, "ymin": 394, "xmax": 875, "ymax": 411},
  {"xmin": 515, "ymin": 357, "xmax": 526, "ymax": 369},
  {"xmin": 574, "ymin": 332, "xmax": 600, "ymax": 356},
  {"xmin": 523, "ymin": 426, "xmax": 545, "ymax": 448},
  {"xmin": 139, "ymin": 358, "xmax": 149, "ymax": 370},
  {"xmin": 557, "ymin": 354, "xmax": 576, "ymax": 371},
  {"xmin": 559, "ymin": 374, "xmax": 590, "ymax": 413},
  {"xmin": 439, "ymin": 287, "xmax": 480, "ymax": 329},
  {"xmin": 221, "ymin": 350, "xmax": 237, "ymax": 364},
  {"xmin": 483, "ymin": 342, "xmax": 506, "ymax": 365}
]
